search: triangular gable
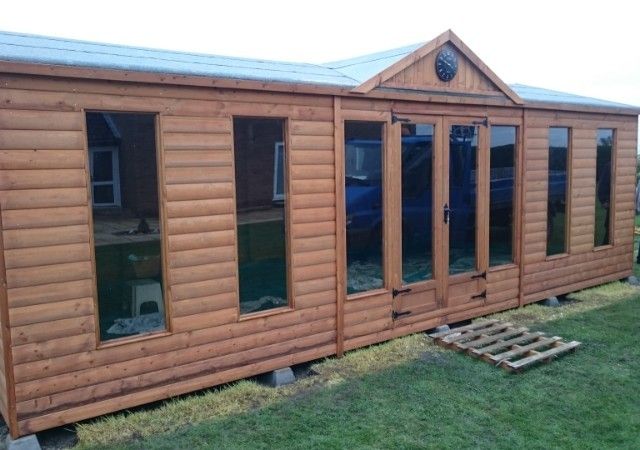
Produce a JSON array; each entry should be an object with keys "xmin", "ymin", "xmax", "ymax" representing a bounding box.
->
[{"xmin": 350, "ymin": 30, "xmax": 522, "ymax": 104}]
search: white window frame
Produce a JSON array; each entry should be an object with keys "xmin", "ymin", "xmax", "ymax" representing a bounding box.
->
[{"xmin": 89, "ymin": 146, "xmax": 121, "ymax": 207}]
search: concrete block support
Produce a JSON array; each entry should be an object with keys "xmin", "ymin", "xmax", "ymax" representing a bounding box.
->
[
  {"xmin": 260, "ymin": 367, "xmax": 296, "ymax": 387},
  {"xmin": 6, "ymin": 434, "xmax": 41, "ymax": 450}
]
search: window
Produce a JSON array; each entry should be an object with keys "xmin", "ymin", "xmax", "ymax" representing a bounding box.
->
[
  {"xmin": 233, "ymin": 118, "xmax": 288, "ymax": 315},
  {"xmin": 489, "ymin": 126, "xmax": 516, "ymax": 266},
  {"xmin": 547, "ymin": 127, "xmax": 569, "ymax": 256},
  {"xmin": 89, "ymin": 146, "xmax": 120, "ymax": 206},
  {"xmin": 401, "ymin": 123, "xmax": 434, "ymax": 284},
  {"xmin": 449, "ymin": 125, "xmax": 478, "ymax": 274},
  {"xmin": 345, "ymin": 121, "xmax": 384, "ymax": 294},
  {"xmin": 86, "ymin": 112, "xmax": 166, "ymax": 342},
  {"xmin": 595, "ymin": 129, "xmax": 614, "ymax": 246}
]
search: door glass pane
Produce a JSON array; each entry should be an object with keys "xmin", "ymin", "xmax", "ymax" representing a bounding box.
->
[
  {"xmin": 449, "ymin": 125, "xmax": 478, "ymax": 274},
  {"xmin": 489, "ymin": 126, "xmax": 516, "ymax": 266},
  {"xmin": 401, "ymin": 123, "xmax": 433, "ymax": 284},
  {"xmin": 547, "ymin": 127, "xmax": 569, "ymax": 255},
  {"xmin": 86, "ymin": 112, "xmax": 166, "ymax": 342},
  {"xmin": 233, "ymin": 118, "xmax": 288, "ymax": 315},
  {"xmin": 595, "ymin": 129, "xmax": 613, "ymax": 246},
  {"xmin": 93, "ymin": 151, "xmax": 114, "ymax": 182},
  {"xmin": 345, "ymin": 121, "xmax": 384, "ymax": 294}
]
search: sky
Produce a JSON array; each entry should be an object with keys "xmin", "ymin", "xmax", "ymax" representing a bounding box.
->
[{"xmin": 0, "ymin": 0, "xmax": 638, "ymax": 147}]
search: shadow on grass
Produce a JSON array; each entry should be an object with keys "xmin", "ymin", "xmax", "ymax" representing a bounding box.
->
[{"xmin": 88, "ymin": 296, "xmax": 640, "ymax": 450}]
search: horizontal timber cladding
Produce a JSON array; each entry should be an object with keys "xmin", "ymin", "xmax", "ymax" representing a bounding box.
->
[
  {"xmin": 0, "ymin": 70, "xmax": 637, "ymax": 438},
  {"xmin": 0, "ymin": 74, "xmax": 337, "ymax": 435},
  {"xmin": 521, "ymin": 110, "xmax": 637, "ymax": 303}
]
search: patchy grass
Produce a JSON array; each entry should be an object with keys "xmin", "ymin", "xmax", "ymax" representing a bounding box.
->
[{"xmin": 75, "ymin": 275, "xmax": 640, "ymax": 449}]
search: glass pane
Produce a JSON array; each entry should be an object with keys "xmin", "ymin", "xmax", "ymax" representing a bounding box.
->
[
  {"xmin": 595, "ymin": 129, "xmax": 613, "ymax": 246},
  {"xmin": 93, "ymin": 151, "xmax": 114, "ymax": 182},
  {"xmin": 345, "ymin": 121, "xmax": 384, "ymax": 294},
  {"xmin": 401, "ymin": 123, "xmax": 433, "ymax": 284},
  {"xmin": 93, "ymin": 184, "xmax": 114, "ymax": 205},
  {"xmin": 547, "ymin": 128, "xmax": 569, "ymax": 255},
  {"xmin": 489, "ymin": 126, "xmax": 516, "ymax": 266},
  {"xmin": 234, "ymin": 118, "xmax": 288, "ymax": 314},
  {"xmin": 86, "ymin": 112, "xmax": 166, "ymax": 342},
  {"xmin": 449, "ymin": 125, "xmax": 477, "ymax": 274},
  {"xmin": 274, "ymin": 143, "xmax": 285, "ymax": 200}
]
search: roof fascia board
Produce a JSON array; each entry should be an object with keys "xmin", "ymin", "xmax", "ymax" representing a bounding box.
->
[
  {"xmin": 350, "ymin": 30, "xmax": 451, "ymax": 95},
  {"xmin": 351, "ymin": 29, "xmax": 524, "ymax": 105},
  {"xmin": 447, "ymin": 31, "xmax": 522, "ymax": 105},
  {"xmin": 1, "ymin": 59, "xmax": 637, "ymax": 115}
]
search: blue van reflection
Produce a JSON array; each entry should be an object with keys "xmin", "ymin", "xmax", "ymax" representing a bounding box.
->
[{"xmin": 344, "ymin": 134, "xmax": 524, "ymax": 255}]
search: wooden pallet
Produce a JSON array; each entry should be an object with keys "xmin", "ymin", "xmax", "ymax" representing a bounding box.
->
[{"xmin": 428, "ymin": 320, "xmax": 580, "ymax": 373}]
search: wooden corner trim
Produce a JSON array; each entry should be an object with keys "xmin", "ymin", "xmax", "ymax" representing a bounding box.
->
[{"xmin": 0, "ymin": 205, "xmax": 19, "ymax": 438}]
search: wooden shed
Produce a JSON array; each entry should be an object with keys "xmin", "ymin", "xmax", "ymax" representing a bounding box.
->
[{"xmin": 0, "ymin": 29, "xmax": 637, "ymax": 437}]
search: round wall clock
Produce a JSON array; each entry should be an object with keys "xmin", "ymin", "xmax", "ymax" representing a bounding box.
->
[{"xmin": 435, "ymin": 47, "xmax": 458, "ymax": 82}]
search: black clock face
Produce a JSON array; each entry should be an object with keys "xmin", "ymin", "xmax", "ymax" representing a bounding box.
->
[{"xmin": 435, "ymin": 48, "xmax": 458, "ymax": 82}]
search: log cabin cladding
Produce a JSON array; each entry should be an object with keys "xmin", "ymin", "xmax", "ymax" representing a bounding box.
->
[{"xmin": 0, "ymin": 29, "xmax": 637, "ymax": 437}]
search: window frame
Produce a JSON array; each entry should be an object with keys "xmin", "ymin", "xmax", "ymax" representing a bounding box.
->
[
  {"xmin": 399, "ymin": 121, "xmax": 436, "ymax": 286},
  {"xmin": 89, "ymin": 145, "xmax": 122, "ymax": 207},
  {"xmin": 343, "ymin": 119, "xmax": 388, "ymax": 299},
  {"xmin": 83, "ymin": 110, "xmax": 171, "ymax": 348},
  {"xmin": 488, "ymin": 124, "xmax": 518, "ymax": 269},
  {"xmin": 231, "ymin": 116, "xmax": 294, "ymax": 321},
  {"xmin": 593, "ymin": 128, "xmax": 616, "ymax": 249},
  {"xmin": 546, "ymin": 126, "xmax": 572, "ymax": 259}
]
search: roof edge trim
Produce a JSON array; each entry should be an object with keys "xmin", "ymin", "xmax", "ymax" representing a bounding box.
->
[{"xmin": 351, "ymin": 29, "xmax": 524, "ymax": 105}]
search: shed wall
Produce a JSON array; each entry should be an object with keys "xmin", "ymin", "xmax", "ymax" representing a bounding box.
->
[
  {"xmin": 0, "ymin": 73, "xmax": 636, "ymax": 437},
  {"xmin": 0, "ymin": 74, "xmax": 338, "ymax": 435},
  {"xmin": 521, "ymin": 110, "xmax": 636, "ymax": 301}
]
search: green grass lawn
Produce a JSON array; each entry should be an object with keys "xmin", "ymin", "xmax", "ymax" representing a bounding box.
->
[{"xmin": 75, "ymin": 246, "xmax": 640, "ymax": 449}]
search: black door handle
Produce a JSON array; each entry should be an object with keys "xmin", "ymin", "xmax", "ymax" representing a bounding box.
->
[{"xmin": 443, "ymin": 203, "xmax": 450, "ymax": 224}]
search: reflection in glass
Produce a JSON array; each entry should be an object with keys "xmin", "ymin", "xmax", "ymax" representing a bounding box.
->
[
  {"xmin": 401, "ymin": 124, "xmax": 433, "ymax": 284},
  {"xmin": 233, "ymin": 118, "xmax": 288, "ymax": 314},
  {"xmin": 86, "ymin": 112, "xmax": 165, "ymax": 342},
  {"xmin": 345, "ymin": 121, "xmax": 384, "ymax": 294},
  {"xmin": 595, "ymin": 129, "xmax": 613, "ymax": 246},
  {"xmin": 449, "ymin": 125, "xmax": 478, "ymax": 274},
  {"xmin": 547, "ymin": 128, "xmax": 569, "ymax": 255},
  {"xmin": 489, "ymin": 126, "xmax": 516, "ymax": 266}
]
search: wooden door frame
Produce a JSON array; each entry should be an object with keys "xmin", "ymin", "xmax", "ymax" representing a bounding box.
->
[
  {"xmin": 392, "ymin": 114, "xmax": 444, "ymax": 314},
  {"xmin": 338, "ymin": 112, "xmax": 394, "ymax": 292},
  {"xmin": 442, "ymin": 116, "xmax": 489, "ymax": 308}
]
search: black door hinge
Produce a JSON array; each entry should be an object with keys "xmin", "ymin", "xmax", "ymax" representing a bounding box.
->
[
  {"xmin": 472, "ymin": 117, "xmax": 489, "ymax": 127},
  {"xmin": 392, "ymin": 287, "xmax": 412, "ymax": 297},
  {"xmin": 443, "ymin": 203, "xmax": 450, "ymax": 225},
  {"xmin": 392, "ymin": 310, "xmax": 412, "ymax": 320},
  {"xmin": 391, "ymin": 113, "xmax": 411, "ymax": 124},
  {"xmin": 471, "ymin": 271, "xmax": 486, "ymax": 280},
  {"xmin": 471, "ymin": 290, "xmax": 487, "ymax": 300}
]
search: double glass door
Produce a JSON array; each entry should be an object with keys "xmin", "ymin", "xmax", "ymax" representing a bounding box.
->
[{"xmin": 344, "ymin": 116, "xmax": 489, "ymax": 320}]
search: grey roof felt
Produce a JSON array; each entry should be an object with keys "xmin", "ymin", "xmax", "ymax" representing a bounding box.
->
[
  {"xmin": 509, "ymin": 83, "xmax": 636, "ymax": 109},
  {"xmin": 323, "ymin": 42, "xmax": 423, "ymax": 83},
  {"xmin": 0, "ymin": 30, "xmax": 636, "ymax": 111},
  {"xmin": 0, "ymin": 30, "xmax": 359, "ymax": 87}
]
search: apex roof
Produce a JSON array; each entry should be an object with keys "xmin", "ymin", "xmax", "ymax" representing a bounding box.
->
[{"xmin": 0, "ymin": 29, "xmax": 636, "ymax": 113}]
